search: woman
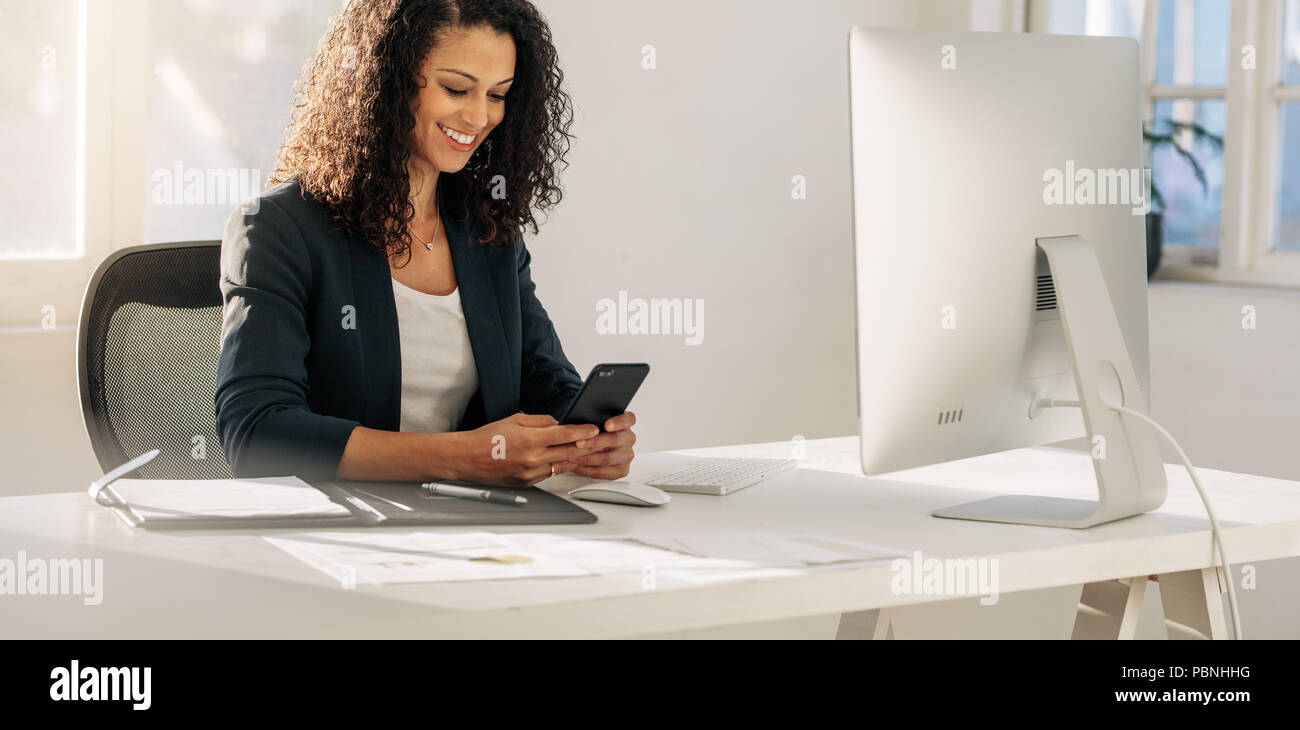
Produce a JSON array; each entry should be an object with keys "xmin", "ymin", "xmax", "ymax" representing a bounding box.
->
[{"xmin": 215, "ymin": 0, "xmax": 636, "ymax": 485}]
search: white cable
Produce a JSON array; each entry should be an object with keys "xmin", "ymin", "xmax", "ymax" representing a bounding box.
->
[{"xmin": 1038, "ymin": 398, "xmax": 1241, "ymax": 640}]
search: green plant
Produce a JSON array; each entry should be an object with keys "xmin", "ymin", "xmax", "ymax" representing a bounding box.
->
[{"xmin": 1142, "ymin": 121, "xmax": 1224, "ymax": 212}]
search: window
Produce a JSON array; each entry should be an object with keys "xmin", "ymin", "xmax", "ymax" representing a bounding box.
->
[
  {"xmin": 0, "ymin": 0, "xmax": 341, "ymax": 325},
  {"xmin": 0, "ymin": 0, "xmax": 83, "ymax": 259},
  {"xmin": 1273, "ymin": 0, "xmax": 1300, "ymax": 252},
  {"xmin": 130, "ymin": 0, "xmax": 335, "ymax": 243},
  {"xmin": 1031, "ymin": 0, "xmax": 1300, "ymax": 287}
]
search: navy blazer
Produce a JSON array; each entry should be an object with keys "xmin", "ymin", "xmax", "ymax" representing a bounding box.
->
[{"xmin": 215, "ymin": 180, "xmax": 583, "ymax": 479}]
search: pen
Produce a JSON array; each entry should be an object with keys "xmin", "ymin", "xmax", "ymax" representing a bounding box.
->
[{"xmin": 420, "ymin": 482, "xmax": 528, "ymax": 506}]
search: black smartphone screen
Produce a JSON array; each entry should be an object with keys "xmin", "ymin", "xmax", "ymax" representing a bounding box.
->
[{"xmin": 559, "ymin": 363, "xmax": 650, "ymax": 431}]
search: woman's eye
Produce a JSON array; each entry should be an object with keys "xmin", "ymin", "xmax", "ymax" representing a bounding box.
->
[{"xmin": 443, "ymin": 86, "xmax": 505, "ymax": 103}]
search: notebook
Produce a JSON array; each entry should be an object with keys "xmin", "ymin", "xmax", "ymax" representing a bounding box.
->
[{"xmin": 93, "ymin": 476, "xmax": 596, "ymax": 530}]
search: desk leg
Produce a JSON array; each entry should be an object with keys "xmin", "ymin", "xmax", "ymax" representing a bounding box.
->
[
  {"xmin": 834, "ymin": 608, "xmax": 899, "ymax": 639},
  {"xmin": 1158, "ymin": 567, "xmax": 1228, "ymax": 640},
  {"xmin": 1071, "ymin": 577, "xmax": 1147, "ymax": 639},
  {"xmin": 872, "ymin": 608, "xmax": 897, "ymax": 639}
]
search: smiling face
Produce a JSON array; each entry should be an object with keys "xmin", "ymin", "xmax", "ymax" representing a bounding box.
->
[{"xmin": 409, "ymin": 25, "xmax": 516, "ymax": 179}]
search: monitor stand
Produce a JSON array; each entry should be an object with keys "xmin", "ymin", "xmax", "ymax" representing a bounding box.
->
[{"xmin": 932, "ymin": 235, "xmax": 1167, "ymax": 528}]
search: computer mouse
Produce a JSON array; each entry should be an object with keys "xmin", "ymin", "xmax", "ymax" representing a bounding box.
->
[{"xmin": 568, "ymin": 481, "xmax": 671, "ymax": 507}]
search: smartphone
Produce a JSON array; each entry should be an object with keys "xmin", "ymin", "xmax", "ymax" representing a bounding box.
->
[{"xmin": 559, "ymin": 363, "xmax": 650, "ymax": 431}]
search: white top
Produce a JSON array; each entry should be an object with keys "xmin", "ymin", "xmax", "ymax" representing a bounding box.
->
[{"xmin": 391, "ymin": 278, "xmax": 479, "ymax": 433}]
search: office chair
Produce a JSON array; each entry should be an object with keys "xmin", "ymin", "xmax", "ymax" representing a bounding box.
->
[{"xmin": 77, "ymin": 240, "xmax": 233, "ymax": 479}]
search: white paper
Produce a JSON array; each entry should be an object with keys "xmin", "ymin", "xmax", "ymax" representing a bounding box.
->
[
  {"xmin": 109, "ymin": 476, "xmax": 350, "ymax": 521},
  {"xmin": 266, "ymin": 532, "xmax": 589, "ymax": 584},
  {"xmin": 264, "ymin": 531, "xmax": 756, "ymax": 586},
  {"xmin": 265, "ymin": 530, "xmax": 903, "ymax": 586},
  {"xmin": 640, "ymin": 534, "xmax": 905, "ymax": 586},
  {"xmin": 631, "ymin": 532, "xmax": 903, "ymax": 567}
]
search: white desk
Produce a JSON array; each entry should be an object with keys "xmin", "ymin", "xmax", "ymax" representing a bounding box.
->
[{"xmin": 1, "ymin": 437, "xmax": 1297, "ymax": 639}]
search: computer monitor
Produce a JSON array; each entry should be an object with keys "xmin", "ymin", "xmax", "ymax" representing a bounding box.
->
[{"xmin": 848, "ymin": 27, "xmax": 1166, "ymax": 528}]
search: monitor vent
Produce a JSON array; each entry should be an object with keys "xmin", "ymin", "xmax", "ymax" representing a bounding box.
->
[
  {"xmin": 1035, "ymin": 274, "xmax": 1057, "ymax": 311},
  {"xmin": 936, "ymin": 408, "xmax": 964, "ymax": 426}
]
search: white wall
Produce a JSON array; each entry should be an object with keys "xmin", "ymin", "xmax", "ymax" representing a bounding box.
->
[
  {"xmin": 0, "ymin": 329, "xmax": 101, "ymax": 497},
  {"xmin": 1148, "ymin": 282, "xmax": 1300, "ymax": 482},
  {"xmin": 528, "ymin": 0, "xmax": 906, "ymax": 454}
]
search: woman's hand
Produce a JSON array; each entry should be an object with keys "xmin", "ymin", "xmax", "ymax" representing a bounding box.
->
[
  {"xmin": 554, "ymin": 411, "xmax": 637, "ymax": 480},
  {"xmin": 453, "ymin": 413, "xmax": 601, "ymax": 487}
]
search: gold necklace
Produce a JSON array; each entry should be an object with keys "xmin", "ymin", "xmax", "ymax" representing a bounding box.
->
[{"xmin": 410, "ymin": 213, "xmax": 441, "ymax": 251}]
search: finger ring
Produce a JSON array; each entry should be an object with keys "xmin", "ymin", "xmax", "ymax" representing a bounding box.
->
[{"xmin": 551, "ymin": 464, "xmax": 556, "ymax": 476}]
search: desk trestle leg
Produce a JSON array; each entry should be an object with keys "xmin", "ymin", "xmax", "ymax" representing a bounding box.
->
[
  {"xmin": 1159, "ymin": 567, "xmax": 1229, "ymax": 640},
  {"xmin": 1071, "ymin": 568, "xmax": 1229, "ymax": 640},
  {"xmin": 1072, "ymin": 577, "xmax": 1148, "ymax": 639}
]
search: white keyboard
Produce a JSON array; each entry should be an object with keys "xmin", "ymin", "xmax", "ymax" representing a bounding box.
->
[{"xmin": 645, "ymin": 457, "xmax": 797, "ymax": 496}]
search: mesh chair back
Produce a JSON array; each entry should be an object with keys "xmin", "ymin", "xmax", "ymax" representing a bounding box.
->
[{"xmin": 77, "ymin": 241, "xmax": 233, "ymax": 479}]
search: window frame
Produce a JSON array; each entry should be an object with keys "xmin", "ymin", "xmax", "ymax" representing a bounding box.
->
[
  {"xmin": 0, "ymin": 0, "xmax": 116, "ymax": 328},
  {"xmin": 1156, "ymin": 0, "xmax": 1300, "ymax": 287},
  {"xmin": 1029, "ymin": 0, "xmax": 1300, "ymax": 288},
  {"xmin": 1231, "ymin": 0, "xmax": 1300, "ymax": 286},
  {"xmin": 1139, "ymin": 0, "xmax": 1228, "ymax": 275}
]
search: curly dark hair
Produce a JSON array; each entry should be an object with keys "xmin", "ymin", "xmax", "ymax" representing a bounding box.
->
[{"xmin": 269, "ymin": 0, "xmax": 573, "ymax": 252}]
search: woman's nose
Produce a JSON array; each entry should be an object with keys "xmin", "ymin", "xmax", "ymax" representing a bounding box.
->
[{"xmin": 462, "ymin": 98, "xmax": 489, "ymax": 131}]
